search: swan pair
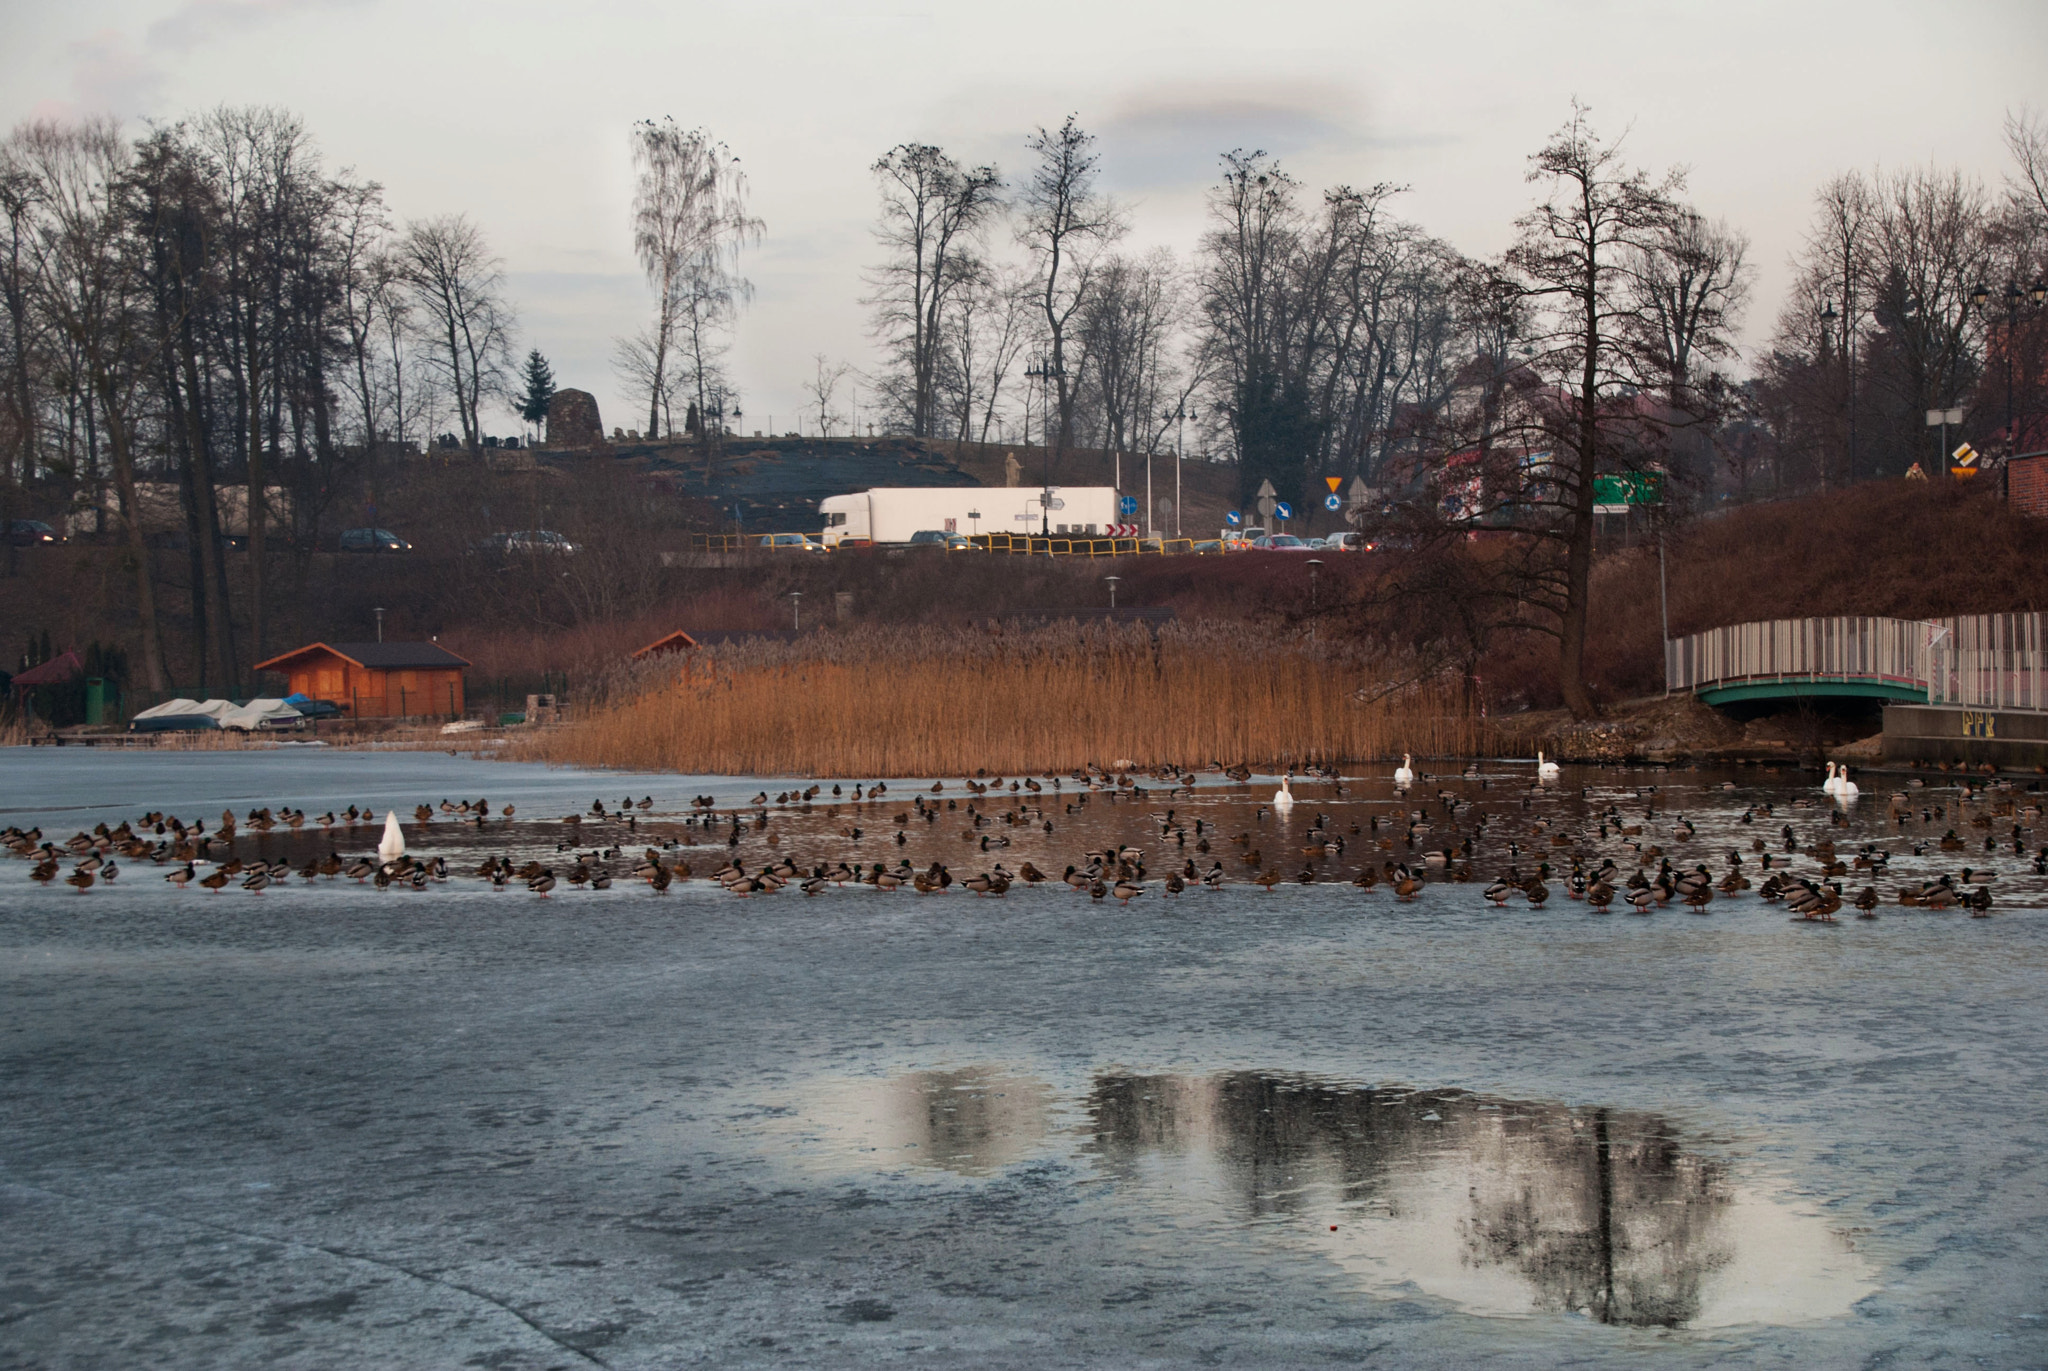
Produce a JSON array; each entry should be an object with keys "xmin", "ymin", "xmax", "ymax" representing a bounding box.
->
[{"xmin": 1823, "ymin": 762, "xmax": 1860, "ymax": 799}]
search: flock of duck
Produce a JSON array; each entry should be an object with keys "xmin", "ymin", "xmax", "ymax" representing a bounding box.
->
[{"xmin": 3, "ymin": 758, "xmax": 2038, "ymax": 923}]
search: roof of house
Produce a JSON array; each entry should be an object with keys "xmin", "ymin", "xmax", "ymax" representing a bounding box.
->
[
  {"xmin": 10, "ymin": 648, "xmax": 84, "ymax": 688},
  {"xmin": 252, "ymin": 641, "xmax": 472, "ymax": 674},
  {"xmin": 631, "ymin": 629, "xmax": 699, "ymax": 660}
]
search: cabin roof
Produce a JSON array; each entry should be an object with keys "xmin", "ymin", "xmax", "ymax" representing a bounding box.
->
[{"xmin": 252, "ymin": 641, "xmax": 471, "ymax": 673}]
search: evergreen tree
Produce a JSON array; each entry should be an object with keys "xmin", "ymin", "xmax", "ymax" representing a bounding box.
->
[{"xmin": 518, "ymin": 350, "xmax": 556, "ymax": 430}]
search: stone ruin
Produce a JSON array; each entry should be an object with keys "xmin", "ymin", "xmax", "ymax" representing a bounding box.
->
[{"xmin": 545, "ymin": 389, "xmax": 605, "ymax": 450}]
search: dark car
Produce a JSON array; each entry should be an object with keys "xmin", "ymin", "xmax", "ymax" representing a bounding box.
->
[
  {"xmin": 340, "ymin": 527, "xmax": 411, "ymax": 552},
  {"xmin": 906, "ymin": 530, "xmax": 950, "ymax": 547},
  {"xmin": 4, "ymin": 519, "xmax": 62, "ymax": 546},
  {"xmin": 289, "ymin": 698, "xmax": 344, "ymax": 720}
]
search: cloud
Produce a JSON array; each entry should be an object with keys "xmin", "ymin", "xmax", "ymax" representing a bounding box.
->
[
  {"xmin": 146, "ymin": 0, "xmax": 370, "ymax": 53},
  {"xmin": 30, "ymin": 30, "xmax": 169, "ymax": 121},
  {"xmin": 31, "ymin": 0, "xmax": 371, "ymax": 122}
]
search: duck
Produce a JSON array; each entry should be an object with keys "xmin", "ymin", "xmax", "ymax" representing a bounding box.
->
[
  {"xmin": 1537, "ymin": 751, "xmax": 1560, "ymax": 781},
  {"xmin": 1393, "ymin": 754, "xmax": 1415, "ymax": 788}
]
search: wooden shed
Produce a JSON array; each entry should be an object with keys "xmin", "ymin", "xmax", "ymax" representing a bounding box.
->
[
  {"xmin": 631, "ymin": 630, "xmax": 699, "ymax": 660},
  {"xmin": 253, "ymin": 641, "xmax": 470, "ymax": 718}
]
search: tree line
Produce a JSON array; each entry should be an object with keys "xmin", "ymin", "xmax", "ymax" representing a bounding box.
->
[{"xmin": 0, "ymin": 108, "xmax": 518, "ymax": 692}]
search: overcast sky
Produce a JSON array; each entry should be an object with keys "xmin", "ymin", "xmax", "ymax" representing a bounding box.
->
[{"xmin": 5, "ymin": 0, "xmax": 2044, "ymax": 438}]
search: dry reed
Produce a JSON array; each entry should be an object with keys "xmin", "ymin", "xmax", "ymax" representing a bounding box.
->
[{"xmin": 520, "ymin": 623, "xmax": 1492, "ymax": 777}]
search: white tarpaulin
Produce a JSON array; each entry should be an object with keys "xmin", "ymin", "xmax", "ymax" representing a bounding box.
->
[{"xmin": 218, "ymin": 698, "xmax": 302, "ymax": 731}]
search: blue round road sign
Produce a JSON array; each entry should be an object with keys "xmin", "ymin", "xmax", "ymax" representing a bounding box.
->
[
  {"xmin": 1324, "ymin": 493, "xmax": 1342, "ymax": 511},
  {"xmin": 1118, "ymin": 495, "xmax": 1139, "ymax": 517},
  {"xmin": 1274, "ymin": 501, "xmax": 1293, "ymax": 521},
  {"xmin": 1225, "ymin": 510, "xmax": 1242, "ymax": 526}
]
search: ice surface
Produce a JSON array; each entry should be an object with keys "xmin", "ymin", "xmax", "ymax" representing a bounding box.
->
[{"xmin": 3, "ymin": 749, "xmax": 2046, "ymax": 1368}]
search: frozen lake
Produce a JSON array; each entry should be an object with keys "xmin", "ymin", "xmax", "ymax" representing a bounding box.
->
[{"xmin": 2, "ymin": 747, "xmax": 2046, "ymax": 1368}]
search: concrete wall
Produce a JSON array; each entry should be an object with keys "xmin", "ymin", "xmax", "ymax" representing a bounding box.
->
[{"xmin": 1883, "ymin": 702, "xmax": 2048, "ymax": 768}]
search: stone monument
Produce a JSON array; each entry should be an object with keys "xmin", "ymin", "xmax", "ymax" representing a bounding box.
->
[{"xmin": 545, "ymin": 389, "xmax": 605, "ymax": 450}]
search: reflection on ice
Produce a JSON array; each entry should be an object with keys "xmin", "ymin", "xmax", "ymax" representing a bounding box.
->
[
  {"xmin": 782, "ymin": 1067, "xmax": 1056, "ymax": 1177},
  {"xmin": 1086, "ymin": 1073, "xmax": 1875, "ymax": 1327}
]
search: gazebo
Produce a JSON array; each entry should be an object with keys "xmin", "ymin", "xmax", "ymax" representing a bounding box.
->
[{"xmin": 252, "ymin": 641, "xmax": 470, "ymax": 718}]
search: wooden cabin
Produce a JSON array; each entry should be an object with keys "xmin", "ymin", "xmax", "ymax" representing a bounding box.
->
[
  {"xmin": 253, "ymin": 641, "xmax": 470, "ymax": 718},
  {"xmin": 631, "ymin": 630, "xmax": 699, "ymax": 660}
]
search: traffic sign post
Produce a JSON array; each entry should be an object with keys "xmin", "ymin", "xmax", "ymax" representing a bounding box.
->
[
  {"xmin": 1323, "ymin": 493, "xmax": 1342, "ymax": 511},
  {"xmin": 1952, "ymin": 442, "xmax": 1979, "ymax": 479},
  {"xmin": 1274, "ymin": 501, "xmax": 1293, "ymax": 523},
  {"xmin": 1118, "ymin": 495, "xmax": 1139, "ymax": 517},
  {"xmin": 1225, "ymin": 510, "xmax": 1242, "ymax": 527}
]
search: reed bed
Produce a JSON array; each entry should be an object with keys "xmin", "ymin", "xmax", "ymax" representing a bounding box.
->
[{"xmin": 520, "ymin": 623, "xmax": 1493, "ymax": 777}]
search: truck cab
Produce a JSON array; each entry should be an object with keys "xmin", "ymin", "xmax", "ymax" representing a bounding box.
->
[{"xmin": 818, "ymin": 493, "xmax": 870, "ymax": 547}]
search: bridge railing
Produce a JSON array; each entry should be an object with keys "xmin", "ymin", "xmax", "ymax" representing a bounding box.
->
[
  {"xmin": 1667, "ymin": 611, "xmax": 2048, "ymax": 711},
  {"xmin": 1927, "ymin": 613, "xmax": 2048, "ymax": 709},
  {"xmin": 1665, "ymin": 615, "xmax": 1935, "ymax": 695}
]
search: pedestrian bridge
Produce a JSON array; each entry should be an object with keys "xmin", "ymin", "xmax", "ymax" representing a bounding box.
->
[{"xmin": 1666, "ymin": 614, "xmax": 2048, "ymax": 712}]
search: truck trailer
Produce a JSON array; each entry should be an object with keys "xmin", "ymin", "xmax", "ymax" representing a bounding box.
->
[{"xmin": 816, "ymin": 486, "xmax": 1120, "ymax": 546}]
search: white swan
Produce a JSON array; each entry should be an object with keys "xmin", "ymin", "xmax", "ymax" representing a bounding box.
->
[
  {"xmin": 1393, "ymin": 753, "xmax": 1415, "ymax": 787},
  {"xmin": 378, "ymin": 810, "xmax": 406, "ymax": 863},
  {"xmin": 1836, "ymin": 765, "xmax": 1859, "ymax": 799},
  {"xmin": 1273, "ymin": 774, "xmax": 1296, "ymax": 810},
  {"xmin": 1822, "ymin": 761, "xmax": 1842, "ymax": 796},
  {"xmin": 1537, "ymin": 751, "xmax": 1560, "ymax": 780}
]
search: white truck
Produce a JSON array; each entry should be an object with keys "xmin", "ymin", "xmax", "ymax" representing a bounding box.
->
[{"xmin": 816, "ymin": 486, "xmax": 1121, "ymax": 547}]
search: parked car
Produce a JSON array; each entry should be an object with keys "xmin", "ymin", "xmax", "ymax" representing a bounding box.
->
[
  {"xmin": 944, "ymin": 534, "xmax": 984, "ymax": 552},
  {"xmin": 906, "ymin": 529, "xmax": 951, "ymax": 547},
  {"xmin": 1250, "ymin": 534, "xmax": 1313, "ymax": 551},
  {"xmin": 755, "ymin": 533, "xmax": 829, "ymax": 552},
  {"xmin": 1322, "ymin": 530, "xmax": 1375, "ymax": 552},
  {"xmin": 340, "ymin": 527, "xmax": 412, "ymax": 552},
  {"xmin": 472, "ymin": 530, "xmax": 577, "ymax": 556},
  {"xmin": 1190, "ymin": 539, "xmax": 1226, "ymax": 554},
  {"xmin": 289, "ymin": 698, "xmax": 344, "ymax": 720},
  {"xmin": 4, "ymin": 519, "xmax": 62, "ymax": 546}
]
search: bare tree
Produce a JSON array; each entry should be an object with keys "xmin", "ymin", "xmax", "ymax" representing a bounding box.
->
[
  {"xmin": 1627, "ymin": 209, "xmax": 1750, "ymax": 503},
  {"xmin": 801, "ymin": 353, "xmax": 849, "ymax": 436},
  {"xmin": 1500, "ymin": 103, "xmax": 1684, "ymax": 717},
  {"xmin": 400, "ymin": 213, "xmax": 512, "ymax": 459},
  {"xmin": 867, "ymin": 142, "xmax": 1002, "ymax": 437},
  {"xmin": 1019, "ymin": 116, "xmax": 1125, "ymax": 467},
  {"xmin": 13, "ymin": 118, "xmax": 168, "ymax": 688},
  {"xmin": 623, "ymin": 120, "xmax": 761, "ymax": 449},
  {"xmin": 330, "ymin": 174, "xmax": 389, "ymax": 504}
]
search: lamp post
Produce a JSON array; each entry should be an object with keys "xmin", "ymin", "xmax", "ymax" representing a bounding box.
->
[
  {"xmin": 1026, "ymin": 356, "xmax": 1063, "ymax": 534},
  {"xmin": 1103, "ymin": 575, "xmax": 1121, "ymax": 609},
  {"xmin": 372, "ymin": 606, "xmax": 385, "ymax": 643},
  {"xmin": 1162, "ymin": 403, "xmax": 1196, "ymax": 537},
  {"xmin": 788, "ymin": 590, "xmax": 803, "ymax": 632},
  {"xmin": 1820, "ymin": 301, "xmax": 1842, "ymax": 483},
  {"xmin": 1973, "ymin": 279, "xmax": 2048, "ymax": 450},
  {"xmin": 1305, "ymin": 558, "xmax": 1323, "ymax": 644}
]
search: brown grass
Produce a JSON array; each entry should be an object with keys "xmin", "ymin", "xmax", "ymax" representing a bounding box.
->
[{"xmin": 518, "ymin": 623, "xmax": 1491, "ymax": 777}]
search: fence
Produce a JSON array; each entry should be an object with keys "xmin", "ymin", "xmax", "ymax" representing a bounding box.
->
[{"xmin": 1665, "ymin": 612, "xmax": 2048, "ymax": 712}]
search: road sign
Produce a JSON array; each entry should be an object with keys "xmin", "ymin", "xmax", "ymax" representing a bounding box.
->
[
  {"xmin": 1106, "ymin": 523, "xmax": 1140, "ymax": 537},
  {"xmin": 1325, "ymin": 476, "xmax": 1342, "ymax": 493},
  {"xmin": 1927, "ymin": 407, "xmax": 1964, "ymax": 427},
  {"xmin": 1257, "ymin": 496, "xmax": 1277, "ymax": 519},
  {"xmin": 1591, "ymin": 472, "xmax": 1664, "ymax": 507},
  {"xmin": 1953, "ymin": 442, "xmax": 1979, "ymax": 478},
  {"xmin": 1256, "ymin": 479, "xmax": 1278, "ymax": 498},
  {"xmin": 1225, "ymin": 510, "xmax": 1242, "ymax": 526},
  {"xmin": 1348, "ymin": 476, "xmax": 1372, "ymax": 509},
  {"xmin": 1118, "ymin": 495, "xmax": 1139, "ymax": 517},
  {"xmin": 1274, "ymin": 501, "xmax": 1294, "ymax": 521},
  {"xmin": 1323, "ymin": 493, "xmax": 1342, "ymax": 512}
]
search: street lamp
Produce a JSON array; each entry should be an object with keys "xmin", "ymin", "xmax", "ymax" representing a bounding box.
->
[
  {"xmin": 1025, "ymin": 356, "xmax": 1064, "ymax": 533},
  {"xmin": 1305, "ymin": 559, "xmax": 1323, "ymax": 644},
  {"xmin": 1972, "ymin": 279, "xmax": 2048, "ymax": 450},
  {"xmin": 1161, "ymin": 403, "xmax": 1197, "ymax": 537},
  {"xmin": 788, "ymin": 590, "xmax": 803, "ymax": 632},
  {"xmin": 1103, "ymin": 575, "xmax": 1121, "ymax": 609}
]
